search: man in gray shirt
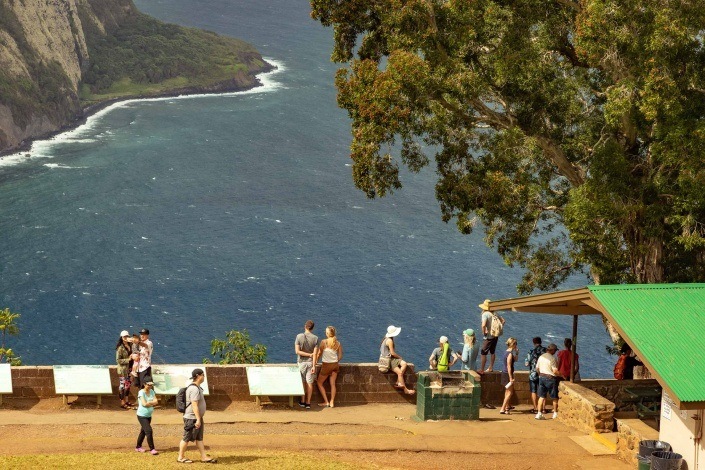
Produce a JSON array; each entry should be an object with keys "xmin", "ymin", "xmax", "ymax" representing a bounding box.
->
[
  {"xmin": 177, "ymin": 368, "xmax": 216, "ymax": 463},
  {"xmin": 295, "ymin": 320, "xmax": 318, "ymax": 409}
]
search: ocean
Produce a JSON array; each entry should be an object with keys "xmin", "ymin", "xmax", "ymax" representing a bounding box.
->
[{"xmin": 0, "ymin": 0, "xmax": 614, "ymax": 376}]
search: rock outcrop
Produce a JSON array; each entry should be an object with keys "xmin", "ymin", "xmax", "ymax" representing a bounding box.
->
[{"xmin": 0, "ymin": 0, "xmax": 267, "ymax": 153}]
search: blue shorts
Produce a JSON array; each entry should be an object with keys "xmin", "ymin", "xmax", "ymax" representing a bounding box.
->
[
  {"xmin": 529, "ymin": 377, "xmax": 539, "ymax": 393},
  {"xmin": 538, "ymin": 376, "xmax": 558, "ymax": 399}
]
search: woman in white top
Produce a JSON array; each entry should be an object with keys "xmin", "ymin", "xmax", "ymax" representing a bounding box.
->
[{"xmin": 314, "ymin": 326, "xmax": 343, "ymax": 407}]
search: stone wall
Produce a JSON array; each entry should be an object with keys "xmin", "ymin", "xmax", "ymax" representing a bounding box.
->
[
  {"xmin": 7, "ymin": 363, "xmax": 417, "ymax": 405},
  {"xmin": 558, "ymin": 381, "xmax": 616, "ymax": 434},
  {"xmin": 577, "ymin": 379, "xmax": 661, "ymax": 411},
  {"xmin": 480, "ymin": 371, "xmax": 531, "ymax": 406},
  {"xmin": 616, "ymin": 418, "xmax": 659, "ymax": 465}
]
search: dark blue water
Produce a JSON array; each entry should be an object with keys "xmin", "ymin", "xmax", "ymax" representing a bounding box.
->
[{"xmin": 0, "ymin": 0, "xmax": 613, "ymax": 376}]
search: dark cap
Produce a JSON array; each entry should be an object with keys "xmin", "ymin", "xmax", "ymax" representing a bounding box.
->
[
  {"xmin": 547, "ymin": 343, "xmax": 558, "ymax": 351},
  {"xmin": 139, "ymin": 328, "xmax": 150, "ymax": 335},
  {"xmin": 191, "ymin": 368, "xmax": 204, "ymax": 379}
]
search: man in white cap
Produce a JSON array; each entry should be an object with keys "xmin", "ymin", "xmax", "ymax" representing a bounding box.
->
[
  {"xmin": 428, "ymin": 336, "xmax": 458, "ymax": 371},
  {"xmin": 479, "ymin": 299, "xmax": 505, "ymax": 373},
  {"xmin": 381, "ymin": 325, "xmax": 415, "ymax": 395}
]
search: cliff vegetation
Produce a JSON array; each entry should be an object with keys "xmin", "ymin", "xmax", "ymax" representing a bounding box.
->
[{"xmin": 0, "ymin": 0, "xmax": 271, "ymax": 153}]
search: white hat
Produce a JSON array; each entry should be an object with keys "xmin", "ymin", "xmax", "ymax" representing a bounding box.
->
[
  {"xmin": 439, "ymin": 336, "xmax": 448, "ymax": 343},
  {"xmin": 120, "ymin": 330, "xmax": 129, "ymax": 337},
  {"xmin": 386, "ymin": 325, "xmax": 401, "ymax": 338}
]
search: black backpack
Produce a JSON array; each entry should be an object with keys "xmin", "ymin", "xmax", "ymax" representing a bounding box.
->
[{"xmin": 175, "ymin": 383, "xmax": 197, "ymax": 413}]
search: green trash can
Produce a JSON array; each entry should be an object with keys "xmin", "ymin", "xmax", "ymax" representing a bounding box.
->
[
  {"xmin": 637, "ymin": 454, "xmax": 651, "ymax": 470},
  {"xmin": 650, "ymin": 451, "xmax": 682, "ymax": 470}
]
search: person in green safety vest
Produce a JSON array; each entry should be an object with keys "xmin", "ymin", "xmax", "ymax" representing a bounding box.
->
[{"xmin": 429, "ymin": 336, "xmax": 458, "ymax": 371}]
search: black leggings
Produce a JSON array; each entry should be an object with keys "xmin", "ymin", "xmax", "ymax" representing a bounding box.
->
[{"xmin": 137, "ymin": 416, "xmax": 155, "ymax": 450}]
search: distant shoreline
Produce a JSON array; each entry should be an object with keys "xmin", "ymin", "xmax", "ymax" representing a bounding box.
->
[{"xmin": 0, "ymin": 60, "xmax": 276, "ymax": 160}]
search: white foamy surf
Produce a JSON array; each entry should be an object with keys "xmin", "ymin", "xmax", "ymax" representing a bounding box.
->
[{"xmin": 0, "ymin": 58, "xmax": 285, "ymax": 168}]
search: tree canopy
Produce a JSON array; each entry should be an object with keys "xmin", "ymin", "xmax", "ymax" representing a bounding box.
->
[{"xmin": 311, "ymin": 0, "xmax": 705, "ymax": 293}]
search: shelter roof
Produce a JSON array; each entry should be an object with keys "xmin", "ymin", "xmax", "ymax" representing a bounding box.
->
[{"xmin": 486, "ymin": 283, "xmax": 705, "ymax": 409}]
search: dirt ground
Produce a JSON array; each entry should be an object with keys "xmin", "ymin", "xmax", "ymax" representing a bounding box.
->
[{"xmin": 0, "ymin": 397, "xmax": 632, "ymax": 469}]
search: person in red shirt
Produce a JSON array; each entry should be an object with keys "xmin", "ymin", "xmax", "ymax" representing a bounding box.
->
[{"xmin": 556, "ymin": 338, "xmax": 579, "ymax": 380}]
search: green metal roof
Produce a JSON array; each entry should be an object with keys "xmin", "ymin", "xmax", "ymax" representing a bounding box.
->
[{"xmin": 588, "ymin": 284, "xmax": 705, "ymax": 406}]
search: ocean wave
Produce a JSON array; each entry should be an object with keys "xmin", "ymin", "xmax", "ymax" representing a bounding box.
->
[
  {"xmin": 44, "ymin": 163, "xmax": 88, "ymax": 169},
  {"xmin": 0, "ymin": 57, "xmax": 286, "ymax": 168}
]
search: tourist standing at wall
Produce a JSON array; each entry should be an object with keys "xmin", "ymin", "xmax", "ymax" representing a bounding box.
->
[
  {"xmin": 535, "ymin": 343, "xmax": 560, "ymax": 420},
  {"xmin": 314, "ymin": 325, "xmax": 343, "ymax": 408},
  {"xmin": 479, "ymin": 299, "xmax": 505, "ymax": 373},
  {"xmin": 135, "ymin": 328, "xmax": 153, "ymax": 389},
  {"xmin": 499, "ymin": 337, "xmax": 518, "ymax": 415},
  {"xmin": 459, "ymin": 329, "xmax": 480, "ymax": 371},
  {"xmin": 178, "ymin": 368, "xmax": 216, "ymax": 464},
  {"xmin": 615, "ymin": 343, "xmax": 643, "ymax": 380},
  {"xmin": 381, "ymin": 325, "xmax": 415, "ymax": 395},
  {"xmin": 116, "ymin": 330, "xmax": 135, "ymax": 409},
  {"xmin": 556, "ymin": 338, "xmax": 579, "ymax": 381},
  {"xmin": 524, "ymin": 337, "xmax": 546, "ymax": 414},
  {"xmin": 295, "ymin": 320, "xmax": 318, "ymax": 409},
  {"xmin": 135, "ymin": 380, "xmax": 159, "ymax": 455}
]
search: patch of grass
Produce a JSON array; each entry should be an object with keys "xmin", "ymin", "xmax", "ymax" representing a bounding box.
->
[{"xmin": 0, "ymin": 450, "xmax": 376, "ymax": 469}]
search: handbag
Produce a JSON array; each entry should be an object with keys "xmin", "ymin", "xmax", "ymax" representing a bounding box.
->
[{"xmin": 378, "ymin": 355, "xmax": 391, "ymax": 373}]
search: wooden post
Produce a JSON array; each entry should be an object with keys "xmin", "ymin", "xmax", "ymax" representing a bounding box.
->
[
  {"xmin": 255, "ymin": 396, "xmax": 261, "ymax": 406},
  {"xmin": 0, "ymin": 394, "xmax": 3, "ymax": 406},
  {"xmin": 97, "ymin": 395, "xmax": 102, "ymax": 407},
  {"xmin": 570, "ymin": 315, "xmax": 578, "ymax": 382},
  {"xmin": 289, "ymin": 396, "xmax": 293, "ymax": 408}
]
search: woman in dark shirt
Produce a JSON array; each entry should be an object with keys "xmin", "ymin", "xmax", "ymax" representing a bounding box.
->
[{"xmin": 499, "ymin": 337, "xmax": 518, "ymax": 415}]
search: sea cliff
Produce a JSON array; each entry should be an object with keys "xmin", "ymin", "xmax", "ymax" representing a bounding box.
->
[{"xmin": 0, "ymin": 0, "xmax": 271, "ymax": 154}]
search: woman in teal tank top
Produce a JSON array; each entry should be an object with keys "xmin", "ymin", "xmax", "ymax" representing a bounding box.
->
[{"xmin": 135, "ymin": 381, "xmax": 159, "ymax": 455}]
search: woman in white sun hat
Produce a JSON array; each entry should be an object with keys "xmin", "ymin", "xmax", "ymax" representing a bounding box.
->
[
  {"xmin": 116, "ymin": 330, "xmax": 135, "ymax": 409},
  {"xmin": 380, "ymin": 325, "xmax": 415, "ymax": 395}
]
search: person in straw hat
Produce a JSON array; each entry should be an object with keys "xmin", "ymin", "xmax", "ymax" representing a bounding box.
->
[
  {"xmin": 380, "ymin": 325, "xmax": 415, "ymax": 395},
  {"xmin": 478, "ymin": 299, "xmax": 505, "ymax": 373}
]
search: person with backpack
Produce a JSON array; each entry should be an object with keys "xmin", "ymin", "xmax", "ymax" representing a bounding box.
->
[
  {"xmin": 615, "ymin": 343, "xmax": 643, "ymax": 380},
  {"xmin": 177, "ymin": 368, "xmax": 216, "ymax": 464},
  {"xmin": 429, "ymin": 336, "xmax": 457, "ymax": 371},
  {"xmin": 478, "ymin": 299, "xmax": 505, "ymax": 373},
  {"xmin": 524, "ymin": 337, "xmax": 546, "ymax": 414}
]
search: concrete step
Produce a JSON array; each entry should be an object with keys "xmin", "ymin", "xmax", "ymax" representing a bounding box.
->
[{"xmin": 568, "ymin": 432, "xmax": 618, "ymax": 456}]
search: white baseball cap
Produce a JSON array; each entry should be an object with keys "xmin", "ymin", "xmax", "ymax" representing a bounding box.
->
[
  {"xmin": 439, "ymin": 336, "xmax": 448, "ymax": 343},
  {"xmin": 120, "ymin": 330, "xmax": 129, "ymax": 337}
]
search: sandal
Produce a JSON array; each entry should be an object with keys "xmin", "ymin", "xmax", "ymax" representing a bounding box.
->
[
  {"xmin": 121, "ymin": 403, "xmax": 131, "ymax": 410},
  {"xmin": 394, "ymin": 383, "xmax": 405, "ymax": 389},
  {"xmin": 177, "ymin": 458, "xmax": 193, "ymax": 463},
  {"xmin": 404, "ymin": 388, "xmax": 416, "ymax": 395},
  {"xmin": 202, "ymin": 458, "xmax": 217, "ymax": 463}
]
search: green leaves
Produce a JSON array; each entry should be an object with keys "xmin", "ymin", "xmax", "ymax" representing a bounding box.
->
[
  {"xmin": 204, "ymin": 329, "xmax": 267, "ymax": 365},
  {"xmin": 0, "ymin": 308, "xmax": 21, "ymax": 366},
  {"xmin": 312, "ymin": 0, "xmax": 705, "ymax": 290}
]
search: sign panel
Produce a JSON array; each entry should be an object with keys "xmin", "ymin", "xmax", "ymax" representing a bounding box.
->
[
  {"xmin": 53, "ymin": 365, "xmax": 112, "ymax": 394},
  {"xmin": 151, "ymin": 364, "xmax": 209, "ymax": 396},
  {"xmin": 0, "ymin": 363, "xmax": 12, "ymax": 393},
  {"xmin": 246, "ymin": 366, "xmax": 304, "ymax": 396}
]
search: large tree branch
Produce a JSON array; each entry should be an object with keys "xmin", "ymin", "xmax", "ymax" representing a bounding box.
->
[{"xmin": 534, "ymin": 136, "xmax": 586, "ymax": 186}]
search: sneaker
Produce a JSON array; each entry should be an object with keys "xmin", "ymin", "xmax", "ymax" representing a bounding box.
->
[
  {"xmin": 298, "ymin": 401, "xmax": 306, "ymax": 408},
  {"xmin": 150, "ymin": 449, "xmax": 159, "ymax": 455},
  {"xmin": 305, "ymin": 403, "xmax": 311, "ymax": 409},
  {"xmin": 135, "ymin": 447, "xmax": 146, "ymax": 453},
  {"xmin": 552, "ymin": 412, "xmax": 558, "ymax": 420},
  {"xmin": 534, "ymin": 413, "xmax": 545, "ymax": 420}
]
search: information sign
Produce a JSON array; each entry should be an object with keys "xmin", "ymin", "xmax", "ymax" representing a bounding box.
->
[
  {"xmin": 246, "ymin": 366, "xmax": 304, "ymax": 396},
  {"xmin": 53, "ymin": 365, "xmax": 112, "ymax": 394},
  {"xmin": 151, "ymin": 364, "xmax": 209, "ymax": 396},
  {"xmin": 0, "ymin": 363, "xmax": 12, "ymax": 394}
]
